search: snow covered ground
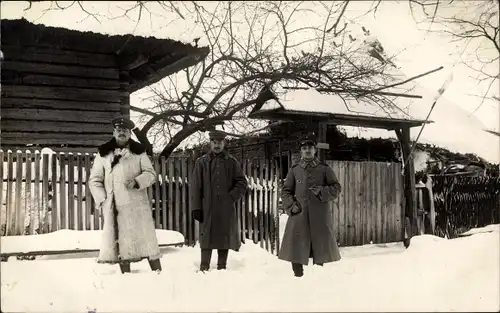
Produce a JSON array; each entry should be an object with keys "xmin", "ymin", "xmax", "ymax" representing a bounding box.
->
[
  {"xmin": 1, "ymin": 229, "xmax": 184, "ymax": 255},
  {"xmin": 1, "ymin": 225, "xmax": 499, "ymax": 312}
]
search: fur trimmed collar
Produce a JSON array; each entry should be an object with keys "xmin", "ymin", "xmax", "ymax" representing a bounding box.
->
[{"xmin": 98, "ymin": 138, "xmax": 146, "ymax": 157}]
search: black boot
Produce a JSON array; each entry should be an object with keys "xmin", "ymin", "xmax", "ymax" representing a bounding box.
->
[
  {"xmin": 148, "ymin": 258, "xmax": 162, "ymax": 273},
  {"xmin": 200, "ymin": 249, "xmax": 212, "ymax": 272},
  {"xmin": 292, "ymin": 263, "xmax": 303, "ymax": 277},
  {"xmin": 119, "ymin": 262, "xmax": 131, "ymax": 274},
  {"xmin": 217, "ymin": 249, "xmax": 229, "ymax": 270}
]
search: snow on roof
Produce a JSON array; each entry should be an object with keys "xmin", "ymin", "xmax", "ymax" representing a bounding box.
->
[
  {"xmin": 260, "ymin": 89, "xmax": 427, "ymax": 122},
  {"xmin": 258, "ymin": 62, "xmax": 499, "ymax": 163},
  {"xmin": 259, "ymin": 88, "xmax": 499, "ymax": 163},
  {"xmin": 256, "ymin": 29, "xmax": 500, "ymax": 163},
  {"xmin": 336, "ymin": 88, "xmax": 500, "ymax": 163}
]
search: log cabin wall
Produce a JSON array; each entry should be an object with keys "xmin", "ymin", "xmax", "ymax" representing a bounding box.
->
[
  {"xmin": 0, "ymin": 18, "xmax": 210, "ymax": 154},
  {"xmin": 1, "ymin": 45, "xmax": 126, "ymax": 154}
]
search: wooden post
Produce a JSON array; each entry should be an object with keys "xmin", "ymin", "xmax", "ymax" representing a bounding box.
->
[
  {"xmin": 425, "ymin": 175, "xmax": 436, "ymax": 234},
  {"xmin": 396, "ymin": 127, "xmax": 418, "ymax": 243},
  {"xmin": 317, "ymin": 122, "xmax": 328, "ymax": 162}
]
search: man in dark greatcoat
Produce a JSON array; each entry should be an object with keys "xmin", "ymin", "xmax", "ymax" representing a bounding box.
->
[
  {"xmin": 278, "ymin": 132, "xmax": 342, "ymax": 277},
  {"xmin": 191, "ymin": 130, "xmax": 248, "ymax": 272}
]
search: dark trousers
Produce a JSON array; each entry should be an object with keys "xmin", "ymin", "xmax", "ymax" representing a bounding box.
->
[
  {"xmin": 200, "ymin": 248, "xmax": 229, "ymax": 271},
  {"xmin": 119, "ymin": 258, "xmax": 162, "ymax": 274},
  {"xmin": 291, "ymin": 243, "xmax": 323, "ymax": 277},
  {"xmin": 291, "ymin": 262, "xmax": 323, "ymax": 277}
]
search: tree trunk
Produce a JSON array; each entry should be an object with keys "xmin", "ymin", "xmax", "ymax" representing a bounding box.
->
[
  {"xmin": 159, "ymin": 123, "xmax": 210, "ymax": 158},
  {"xmin": 133, "ymin": 128, "xmax": 153, "ymax": 156}
]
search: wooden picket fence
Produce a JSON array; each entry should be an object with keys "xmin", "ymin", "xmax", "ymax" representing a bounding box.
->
[{"xmin": 0, "ymin": 150, "xmax": 281, "ymax": 255}]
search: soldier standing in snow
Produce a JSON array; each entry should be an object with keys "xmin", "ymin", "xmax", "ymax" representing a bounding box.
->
[
  {"xmin": 191, "ymin": 130, "xmax": 248, "ymax": 272},
  {"xmin": 88, "ymin": 117, "xmax": 162, "ymax": 274},
  {"xmin": 278, "ymin": 133, "xmax": 342, "ymax": 277}
]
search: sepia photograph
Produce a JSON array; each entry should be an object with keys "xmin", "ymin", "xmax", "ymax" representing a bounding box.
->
[{"xmin": 0, "ymin": 0, "xmax": 499, "ymax": 312}]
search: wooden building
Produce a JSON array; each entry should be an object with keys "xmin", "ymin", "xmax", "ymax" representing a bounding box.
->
[
  {"xmin": 176, "ymin": 88, "xmax": 438, "ymax": 245},
  {"xmin": 247, "ymin": 89, "xmax": 432, "ymax": 243},
  {"xmin": 1, "ymin": 18, "xmax": 209, "ymax": 153}
]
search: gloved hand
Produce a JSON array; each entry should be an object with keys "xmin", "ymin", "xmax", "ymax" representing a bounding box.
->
[
  {"xmin": 290, "ymin": 201, "xmax": 302, "ymax": 216},
  {"xmin": 309, "ymin": 185, "xmax": 326, "ymax": 202},
  {"xmin": 125, "ymin": 179, "xmax": 139, "ymax": 189},
  {"xmin": 192, "ymin": 209, "xmax": 204, "ymax": 223},
  {"xmin": 309, "ymin": 185, "xmax": 321, "ymax": 196}
]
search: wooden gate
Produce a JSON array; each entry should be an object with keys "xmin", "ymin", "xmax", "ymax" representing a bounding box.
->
[{"xmin": 327, "ymin": 161, "xmax": 404, "ymax": 246}]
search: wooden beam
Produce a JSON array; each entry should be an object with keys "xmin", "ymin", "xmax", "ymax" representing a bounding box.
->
[
  {"xmin": 2, "ymin": 60, "xmax": 119, "ymax": 79},
  {"xmin": 2, "ymin": 109, "xmax": 119, "ymax": 123},
  {"xmin": 2, "ymin": 98, "xmax": 121, "ymax": 112},
  {"xmin": 128, "ymin": 47, "xmax": 209, "ymax": 93},
  {"xmin": 484, "ymin": 129, "xmax": 500, "ymax": 137},
  {"xmin": 119, "ymin": 54, "xmax": 149, "ymax": 71},
  {"xmin": 317, "ymin": 122, "xmax": 328, "ymax": 161},
  {"xmin": 1, "ymin": 45, "xmax": 118, "ymax": 68},
  {"xmin": 2, "ymin": 71, "xmax": 121, "ymax": 90},
  {"xmin": 399, "ymin": 126, "xmax": 418, "ymax": 241},
  {"xmin": 1, "ymin": 85, "xmax": 126, "ymax": 102},
  {"xmin": 250, "ymin": 111, "xmax": 429, "ymax": 129},
  {"xmin": 1, "ymin": 132, "xmax": 109, "ymax": 146},
  {"xmin": 317, "ymin": 142, "xmax": 330, "ymax": 150},
  {"xmin": 1, "ymin": 120, "xmax": 113, "ymax": 134},
  {"xmin": 0, "ymin": 242, "xmax": 184, "ymax": 259},
  {"xmin": 283, "ymin": 86, "xmax": 423, "ymax": 99}
]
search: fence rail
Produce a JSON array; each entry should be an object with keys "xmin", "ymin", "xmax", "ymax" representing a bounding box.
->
[{"xmin": 0, "ymin": 150, "xmax": 281, "ymax": 255}]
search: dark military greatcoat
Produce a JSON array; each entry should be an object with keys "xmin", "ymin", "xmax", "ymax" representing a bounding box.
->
[
  {"xmin": 279, "ymin": 158, "xmax": 342, "ymax": 265},
  {"xmin": 191, "ymin": 151, "xmax": 248, "ymax": 251}
]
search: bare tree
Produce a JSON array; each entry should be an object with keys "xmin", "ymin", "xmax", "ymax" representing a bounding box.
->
[
  {"xmin": 22, "ymin": 1, "xmax": 425, "ymax": 157},
  {"xmin": 131, "ymin": 1, "xmax": 424, "ymax": 157},
  {"xmin": 406, "ymin": 0, "xmax": 499, "ymax": 111}
]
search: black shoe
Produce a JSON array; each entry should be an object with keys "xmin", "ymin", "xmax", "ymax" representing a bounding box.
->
[
  {"xmin": 119, "ymin": 263, "xmax": 131, "ymax": 274},
  {"xmin": 217, "ymin": 264, "xmax": 227, "ymax": 270},
  {"xmin": 148, "ymin": 259, "xmax": 162, "ymax": 273},
  {"xmin": 200, "ymin": 263, "xmax": 210, "ymax": 272},
  {"xmin": 292, "ymin": 263, "xmax": 303, "ymax": 277}
]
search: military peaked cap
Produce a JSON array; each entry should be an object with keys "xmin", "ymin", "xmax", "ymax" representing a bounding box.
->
[
  {"xmin": 208, "ymin": 130, "xmax": 227, "ymax": 140},
  {"xmin": 112, "ymin": 116, "xmax": 135, "ymax": 129},
  {"xmin": 298, "ymin": 132, "xmax": 317, "ymax": 147}
]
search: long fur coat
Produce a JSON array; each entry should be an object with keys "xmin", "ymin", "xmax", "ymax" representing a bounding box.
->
[{"xmin": 88, "ymin": 139, "xmax": 161, "ymax": 263}]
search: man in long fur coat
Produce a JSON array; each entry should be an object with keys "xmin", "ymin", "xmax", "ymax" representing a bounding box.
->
[{"xmin": 88, "ymin": 117, "xmax": 162, "ymax": 274}]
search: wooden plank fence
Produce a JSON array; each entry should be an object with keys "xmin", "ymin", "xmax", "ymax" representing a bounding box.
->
[
  {"xmin": 328, "ymin": 161, "xmax": 404, "ymax": 246},
  {"xmin": 0, "ymin": 150, "xmax": 281, "ymax": 255},
  {"xmin": 1, "ymin": 149, "xmax": 410, "ymax": 257}
]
